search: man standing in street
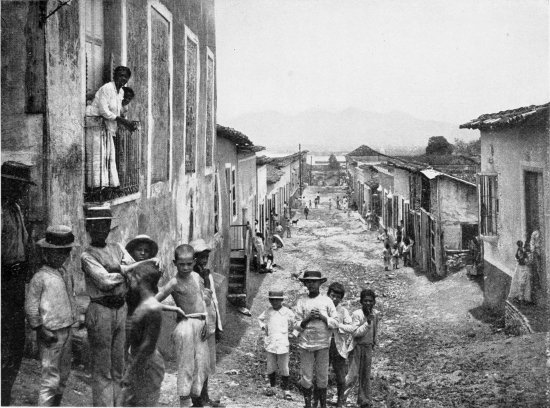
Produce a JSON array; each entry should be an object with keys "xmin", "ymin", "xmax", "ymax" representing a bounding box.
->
[
  {"xmin": 81, "ymin": 205, "xmax": 156, "ymax": 406},
  {"xmin": 1, "ymin": 161, "xmax": 36, "ymax": 406}
]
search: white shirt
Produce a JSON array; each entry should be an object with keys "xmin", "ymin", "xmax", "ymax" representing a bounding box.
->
[
  {"xmin": 86, "ymin": 82, "xmax": 123, "ymax": 132},
  {"xmin": 294, "ymin": 294, "xmax": 338, "ymax": 351},
  {"xmin": 333, "ymin": 304, "xmax": 353, "ymax": 358},
  {"xmin": 258, "ymin": 306, "xmax": 295, "ymax": 354}
]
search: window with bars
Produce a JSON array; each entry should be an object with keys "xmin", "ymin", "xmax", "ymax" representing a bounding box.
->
[{"xmin": 479, "ymin": 174, "xmax": 498, "ymax": 236}]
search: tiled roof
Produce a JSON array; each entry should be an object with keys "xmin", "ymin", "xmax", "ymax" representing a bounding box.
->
[
  {"xmin": 216, "ymin": 125, "xmax": 265, "ymax": 152},
  {"xmin": 347, "ymin": 145, "xmax": 383, "ymax": 157},
  {"xmin": 266, "ymin": 166, "xmax": 285, "ymax": 184},
  {"xmin": 459, "ymin": 103, "xmax": 549, "ymax": 130},
  {"xmin": 256, "ymin": 151, "xmax": 308, "ymax": 168}
]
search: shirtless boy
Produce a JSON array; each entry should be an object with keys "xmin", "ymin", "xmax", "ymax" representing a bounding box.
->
[
  {"xmin": 120, "ymin": 263, "xmax": 164, "ymax": 406},
  {"xmin": 156, "ymin": 245, "xmax": 209, "ymax": 407}
]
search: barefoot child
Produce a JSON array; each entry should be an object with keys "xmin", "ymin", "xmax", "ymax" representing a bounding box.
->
[
  {"xmin": 190, "ymin": 239, "xmax": 225, "ymax": 407},
  {"xmin": 391, "ymin": 243, "xmax": 400, "ymax": 270},
  {"xmin": 327, "ymin": 282, "xmax": 353, "ymax": 408},
  {"xmin": 120, "ymin": 263, "xmax": 164, "ymax": 407},
  {"xmin": 294, "ymin": 271, "xmax": 338, "ymax": 408},
  {"xmin": 156, "ymin": 245, "xmax": 210, "ymax": 407},
  {"xmin": 344, "ymin": 289, "xmax": 379, "ymax": 408},
  {"xmin": 125, "ymin": 235, "xmax": 185, "ymax": 357},
  {"xmin": 258, "ymin": 290, "xmax": 295, "ymax": 400},
  {"xmin": 382, "ymin": 243, "xmax": 391, "ymax": 271},
  {"xmin": 25, "ymin": 226, "xmax": 78, "ymax": 406}
]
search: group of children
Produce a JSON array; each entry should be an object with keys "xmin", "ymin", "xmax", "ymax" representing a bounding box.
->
[
  {"xmin": 380, "ymin": 224, "xmax": 414, "ymax": 271},
  {"xmin": 258, "ymin": 272, "xmax": 379, "ymax": 408},
  {"xmin": 25, "ymin": 211, "xmax": 225, "ymax": 407}
]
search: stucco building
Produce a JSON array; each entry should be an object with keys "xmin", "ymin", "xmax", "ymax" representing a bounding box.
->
[
  {"xmin": 409, "ymin": 169, "xmax": 478, "ymax": 277},
  {"xmin": 216, "ymin": 125, "xmax": 264, "ymax": 306},
  {"xmin": 461, "ymin": 103, "xmax": 549, "ymax": 326},
  {"xmin": 2, "ymin": 0, "xmax": 226, "ymax": 356}
]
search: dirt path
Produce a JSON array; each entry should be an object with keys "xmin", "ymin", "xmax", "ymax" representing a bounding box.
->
[{"xmin": 11, "ymin": 186, "xmax": 548, "ymax": 407}]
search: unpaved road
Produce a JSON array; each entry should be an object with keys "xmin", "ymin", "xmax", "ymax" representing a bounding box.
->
[{"xmin": 11, "ymin": 186, "xmax": 548, "ymax": 407}]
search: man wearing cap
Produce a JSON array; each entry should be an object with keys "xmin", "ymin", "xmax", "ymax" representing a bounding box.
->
[
  {"xmin": 81, "ymin": 206, "xmax": 156, "ymax": 406},
  {"xmin": 190, "ymin": 238, "xmax": 224, "ymax": 407},
  {"xmin": 1, "ymin": 161, "xmax": 36, "ymax": 405},
  {"xmin": 26, "ymin": 225, "xmax": 78, "ymax": 406},
  {"xmin": 294, "ymin": 271, "xmax": 338, "ymax": 408}
]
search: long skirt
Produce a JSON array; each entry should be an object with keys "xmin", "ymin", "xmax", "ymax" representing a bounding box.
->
[
  {"xmin": 508, "ymin": 263, "xmax": 532, "ymax": 302},
  {"xmin": 85, "ymin": 116, "xmax": 120, "ymax": 188}
]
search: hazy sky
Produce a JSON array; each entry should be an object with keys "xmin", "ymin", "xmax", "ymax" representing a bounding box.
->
[{"xmin": 215, "ymin": 0, "xmax": 549, "ymax": 125}]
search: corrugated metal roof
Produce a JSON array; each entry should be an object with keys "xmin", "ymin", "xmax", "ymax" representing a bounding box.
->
[
  {"xmin": 420, "ymin": 168, "xmax": 476, "ymax": 187},
  {"xmin": 459, "ymin": 103, "xmax": 549, "ymax": 130}
]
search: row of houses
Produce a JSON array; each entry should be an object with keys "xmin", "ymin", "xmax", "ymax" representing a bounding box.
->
[
  {"xmin": 347, "ymin": 103, "xmax": 548, "ymax": 326},
  {"xmin": 1, "ymin": 0, "xmax": 306, "ymax": 356}
]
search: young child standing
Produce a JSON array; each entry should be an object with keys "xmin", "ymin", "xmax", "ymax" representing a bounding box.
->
[
  {"xmin": 258, "ymin": 290, "xmax": 295, "ymax": 400},
  {"xmin": 294, "ymin": 271, "xmax": 338, "ymax": 408},
  {"xmin": 156, "ymin": 245, "xmax": 210, "ymax": 407},
  {"xmin": 382, "ymin": 243, "xmax": 392, "ymax": 271},
  {"xmin": 327, "ymin": 282, "xmax": 353, "ymax": 408},
  {"xmin": 25, "ymin": 225, "xmax": 78, "ymax": 406},
  {"xmin": 391, "ymin": 243, "xmax": 400, "ymax": 270},
  {"xmin": 344, "ymin": 289, "xmax": 379, "ymax": 408},
  {"xmin": 120, "ymin": 263, "xmax": 165, "ymax": 407}
]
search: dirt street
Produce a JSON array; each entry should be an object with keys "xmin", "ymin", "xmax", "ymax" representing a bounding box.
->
[{"xmin": 11, "ymin": 186, "xmax": 548, "ymax": 407}]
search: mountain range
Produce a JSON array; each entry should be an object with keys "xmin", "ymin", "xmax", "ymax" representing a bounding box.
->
[{"xmin": 223, "ymin": 108, "xmax": 478, "ymax": 153}]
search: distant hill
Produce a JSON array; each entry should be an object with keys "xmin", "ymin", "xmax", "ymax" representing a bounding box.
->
[{"xmin": 224, "ymin": 108, "xmax": 478, "ymax": 153}]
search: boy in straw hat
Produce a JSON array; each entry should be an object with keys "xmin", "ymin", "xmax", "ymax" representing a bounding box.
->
[
  {"xmin": 25, "ymin": 225, "xmax": 78, "ymax": 406},
  {"xmin": 125, "ymin": 235, "xmax": 184, "ymax": 358},
  {"xmin": 81, "ymin": 205, "xmax": 158, "ymax": 406},
  {"xmin": 258, "ymin": 290, "xmax": 295, "ymax": 400},
  {"xmin": 190, "ymin": 238, "xmax": 225, "ymax": 407},
  {"xmin": 294, "ymin": 271, "xmax": 338, "ymax": 408}
]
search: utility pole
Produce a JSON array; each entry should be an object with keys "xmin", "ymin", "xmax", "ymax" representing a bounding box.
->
[
  {"xmin": 309, "ymin": 155, "xmax": 313, "ymax": 185},
  {"xmin": 298, "ymin": 144, "xmax": 302, "ymax": 199}
]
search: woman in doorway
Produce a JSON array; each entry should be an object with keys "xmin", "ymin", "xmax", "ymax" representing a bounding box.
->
[
  {"xmin": 85, "ymin": 66, "xmax": 137, "ymax": 199},
  {"xmin": 508, "ymin": 240, "xmax": 532, "ymax": 304}
]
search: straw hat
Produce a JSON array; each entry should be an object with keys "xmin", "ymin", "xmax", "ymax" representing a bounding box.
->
[
  {"xmin": 189, "ymin": 238, "xmax": 212, "ymax": 253},
  {"xmin": 125, "ymin": 235, "xmax": 159, "ymax": 257},
  {"xmin": 299, "ymin": 270, "xmax": 327, "ymax": 283},
  {"xmin": 268, "ymin": 290, "xmax": 284, "ymax": 299},
  {"xmin": 37, "ymin": 225, "xmax": 75, "ymax": 249},
  {"xmin": 84, "ymin": 205, "xmax": 115, "ymax": 220}
]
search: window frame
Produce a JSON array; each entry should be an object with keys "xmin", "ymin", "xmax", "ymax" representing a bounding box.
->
[
  {"xmin": 231, "ymin": 166, "xmax": 237, "ymax": 221},
  {"xmin": 478, "ymin": 173, "xmax": 499, "ymax": 237},
  {"xmin": 184, "ymin": 25, "xmax": 200, "ymax": 175},
  {"xmin": 205, "ymin": 47, "xmax": 215, "ymax": 173},
  {"xmin": 146, "ymin": 0, "xmax": 173, "ymax": 197}
]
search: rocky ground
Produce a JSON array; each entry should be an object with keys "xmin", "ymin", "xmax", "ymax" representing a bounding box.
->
[{"xmin": 11, "ymin": 186, "xmax": 549, "ymax": 407}]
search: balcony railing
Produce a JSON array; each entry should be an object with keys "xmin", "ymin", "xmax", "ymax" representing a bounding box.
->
[{"xmin": 84, "ymin": 117, "xmax": 141, "ymax": 202}]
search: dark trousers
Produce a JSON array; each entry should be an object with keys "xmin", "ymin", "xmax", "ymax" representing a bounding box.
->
[
  {"xmin": 1, "ymin": 263, "xmax": 28, "ymax": 406},
  {"xmin": 329, "ymin": 338, "xmax": 347, "ymax": 386}
]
